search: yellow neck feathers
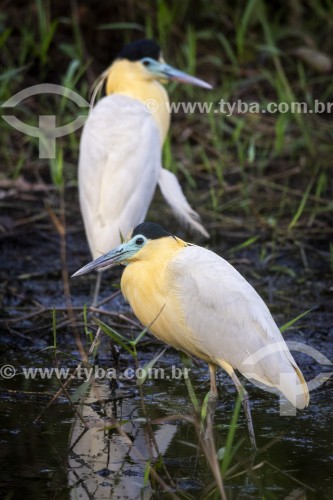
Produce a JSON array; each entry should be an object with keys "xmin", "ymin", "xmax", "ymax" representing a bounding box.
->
[
  {"xmin": 120, "ymin": 236, "xmax": 189, "ymax": 346},
  {"xmin": 120, "ymin": 236, "xmax": 187, "ymax": 309},
  {"xmin": 106, "ymin": 59, "xmax": 171, "ymax": 142}
]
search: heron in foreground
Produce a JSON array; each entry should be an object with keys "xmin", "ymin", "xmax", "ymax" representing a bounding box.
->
[
  {"xmin": 79, "ymin": 39, "xmax": 211, "ymax": 302},
  {"xmin": 73, "ymin": 222, "xmax": 310, "ymax": 447}
]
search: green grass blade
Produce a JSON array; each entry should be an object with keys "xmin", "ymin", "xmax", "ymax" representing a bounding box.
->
[
  {"xmin": 94, "ymin": 318, "xmax": 135, "ymax": 356},
  {"xmin": 280, "ymin": 309, "xmax": 312, "ymax": 333},
  {"xmin": 288, "ymin": 179, "xmax": 314, "ymax": 230},
  {"xmin": 220, "ymin": 395, "xmax": 242, "ymax": 475},
  {"xmin": 71, "ymin": 379, "xmax": 93, "ymax": 403},
  {"xmin": 137, "ymin": 348, "xmax": 166, "ymax": 386},
  {"xmin": 130, "ymin": 325, "xmax": 149, "ymax": 347}
]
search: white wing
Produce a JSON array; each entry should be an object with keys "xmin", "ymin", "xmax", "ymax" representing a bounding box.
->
[
  {"xmin": 79, "ymin": 95, "xmax": 161, "ymax": 258},
  {"xmin": 170, "ymin": 245, "xmax": 309, "ymax": 408},
  {"xmin": 158, "ymin": 169, "xmax": 209, "ymax": 238}
]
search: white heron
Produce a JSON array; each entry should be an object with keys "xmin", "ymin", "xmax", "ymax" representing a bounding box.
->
[
  {"xmin": 78, "ymin": 39, "xmax": 211, "ymax": 302},
  {"xmin": 73, "ymin": 222, "xmax": 310, "ymax": 448}
]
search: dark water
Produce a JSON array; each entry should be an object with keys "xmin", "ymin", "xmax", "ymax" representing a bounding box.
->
[
  {"xmin": 0, "ymin": 326, "xmax": 332, "ymax": 500},
  {"xmin": 1, "ymin": 222, "xmax": 332, "ymax": 499}
]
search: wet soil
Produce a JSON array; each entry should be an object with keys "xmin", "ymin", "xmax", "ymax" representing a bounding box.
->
[{"xmin": 0, "ymin": 186, "xmax": 332, "ymax": 499}]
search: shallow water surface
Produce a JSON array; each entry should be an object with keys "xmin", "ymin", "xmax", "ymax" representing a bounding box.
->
[
  {"xmin": 0, "ymin": 328, "xmax": 332, "ymax": 499},
  {"xmin": 1, "ymin": 227, "xmax": 332, "ymax": 499}
]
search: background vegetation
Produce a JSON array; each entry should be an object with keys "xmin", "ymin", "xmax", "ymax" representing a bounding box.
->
[
  {"xmin": 1, "ymin": 0, "xmax": 332, "ymax": 498},
  {"xmin": 1, "ymin": 0, "xmax": 332, "ymax": 246}
]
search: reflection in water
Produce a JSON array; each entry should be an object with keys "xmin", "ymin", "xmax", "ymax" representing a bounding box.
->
[
  {"xmin": 0, "ymin": 338, "xmax": 332, "ymax": 498},
  {"xmin": 68, "ymin": 380, "xmax": 177, "ymax": 499}
]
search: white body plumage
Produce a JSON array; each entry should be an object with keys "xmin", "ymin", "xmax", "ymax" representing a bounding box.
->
[
  {"xmin": 79, "ymin": 95, "xmax": 161, "ymax": 258},
  {"xmin": 167, "ymin": 245, "xmax": 309, "ymax": 409},
  {"xmin": 73, "ymin": 222, "xmax": 310, "ymax": 445},
  {"xmin": 78, "ymin": 41, "xmax": 210, "ymax": 261}
]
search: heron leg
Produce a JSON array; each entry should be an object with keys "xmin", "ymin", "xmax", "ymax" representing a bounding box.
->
[
  {"xmin": 228, "ymin": 369, "xmax": 257, "ymax": 450},
  {"xmin": 209, "ymin": 363, "xmax": 218, "ymax": 400},
  {"xmin": 205, "ymin": 364, "xmax": 218, "ymax": 439},
  {"xmin": 92, "ymin": 270, "xmax": 103, "ymax": 307}
]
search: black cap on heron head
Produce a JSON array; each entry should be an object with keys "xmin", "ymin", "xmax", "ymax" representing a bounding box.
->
[
  {"xmin": 116, "ymin": 39, "xmax": 161, "ymax": 62},
  {"xmin": 132, "ymin": 222, "xmax": 173, "ymax": 240}
]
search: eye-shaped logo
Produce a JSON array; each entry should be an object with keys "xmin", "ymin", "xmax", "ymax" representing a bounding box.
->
[
  {"xmin": 2, "ymin": 84, "xmax": 90, "ymax": 158},
  {"xmin": 241, "ymin": 341, "xmax": 332, "ymax": 415}
]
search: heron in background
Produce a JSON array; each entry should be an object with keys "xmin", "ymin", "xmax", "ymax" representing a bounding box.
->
[
  {"xmin": 79, "ymin": 39, "xmax": 211, "ymax": 303},
  {"xmin": 73, "ymin": 222, "xmax": 310, "ymax": 448}
]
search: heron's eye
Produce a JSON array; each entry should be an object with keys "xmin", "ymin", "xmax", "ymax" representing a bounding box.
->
[
  {"xmin": 142, "ymin": 59, "xmax": 151, "ymax": 67},
  {"xmin": 135, "ymin": 237, "xmax": 144, "ymax": 245}
]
